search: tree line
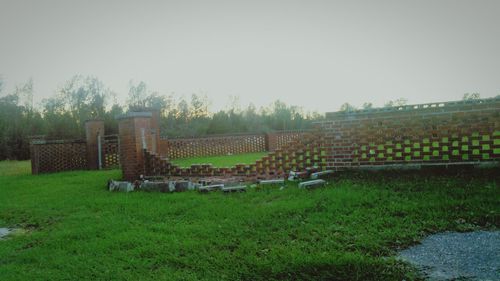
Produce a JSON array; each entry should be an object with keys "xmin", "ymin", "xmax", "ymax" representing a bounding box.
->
[
  {"xmin": 0, "ymin": 75, "xmax": 489, "ymax": 160},
  {"xmin": 0, "ymin": 75, "xmax": 323, "ymax": 160}
]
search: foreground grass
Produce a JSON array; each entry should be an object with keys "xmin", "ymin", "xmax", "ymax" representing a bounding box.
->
[
  {"xmin": 171, "ymin": 152, "xmax": 268, "ymax": 168},
  {"xmin": 0, "ymin": 163, "xmax": 498, "ymax": 280}
]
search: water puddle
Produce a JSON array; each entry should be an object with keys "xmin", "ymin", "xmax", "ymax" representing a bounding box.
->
[{"xmin": 0, "ymin": 227, "xmax": 13, "ymax": 239}]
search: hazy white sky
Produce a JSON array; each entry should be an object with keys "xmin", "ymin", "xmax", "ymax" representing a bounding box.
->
[{"xmin": 1, "ymin": 0, "xmax": 499, "ymax": 112}]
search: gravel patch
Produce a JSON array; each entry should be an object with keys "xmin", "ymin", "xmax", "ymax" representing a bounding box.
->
[{"xmin": 399, "ymin": 231, "xmax": 499, "ymax": 280}]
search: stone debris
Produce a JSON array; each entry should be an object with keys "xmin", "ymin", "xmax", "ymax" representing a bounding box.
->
[
  {"xmin": 175, "ymin": 180, "xmax": 197, "ymax": 192},
  {"xmin": 0, "ymin": 228, "xmax": 12, "ymax": 240},
  {"xmin": 198, "ymin": 184, "xmax": 224, "ymax": 193},
  {"xmin": 221, "ymin": 185, "xmax": 246, "ymax": 193},
  {"xmin": 140, "ymin": 181, "xmax": 173, "ymax": 192},
  {"xmin": 298, "ymin": 179, "xmax": 326, "ymax": 189},
  {"xmin": 310, "ymin": 170, "xmax": 334, "ymax": 179},
  {"xmin": 258, "ymin": 179, "xmax": 285, "ymax": 185},
  {"xmin": 287, "ymin": 171, "xmax": 309, "ymax": 181},
  {"xmin": 108, "ymin": 180, "xmax": 134, "ymax": 192}
]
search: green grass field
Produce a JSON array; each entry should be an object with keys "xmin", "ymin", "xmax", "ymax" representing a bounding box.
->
[
  {"xmin": 170, "ymin": 152, "xmax": 268, "ymax": 167},
  {"xmin": 0, "ymin": 160, "xmax": 31, "ymax": 176},
  {"xmin": 0, "ymin": 161, "xmax": 498, "ymax": 280}
]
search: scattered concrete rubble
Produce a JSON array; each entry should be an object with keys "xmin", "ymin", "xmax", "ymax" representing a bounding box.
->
[
  {"xmin": 198, "ymin": 184, "xmax": 224, "ymax": 193},
  {"xmin": 221, "ymin": 185, "xmax": 246, "ymax": 193},
  {"xmin": 258, "ymin": 179, "xmax": 285, "ymax": 185},
  {"xmin": 310, "ymin": 170, "xmax": 334, "ymax": 179},
  {"xmin": 108, "ymin": 167, "xmax": 332, "ymax": 194},
  {"xmin": 140, "ymin": 181, "xmax": 173, "ymax": 192},
  {"xmin": 298, "ymin": 179, "xmax": 326, "ymax": 189},
  {"xmin": 288, "ymin": 171, "xmax": 309, "ymax": 181},
  {"xmin": 108, "ymin": 180, "xmax": 134, "ymax": 192}
]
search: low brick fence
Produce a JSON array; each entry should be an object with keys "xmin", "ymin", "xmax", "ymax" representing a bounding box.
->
[
  {"xmin": 30, "ymin": 120, "xmax": 119, "ymax": 174},
  {"xmin": 30, "ymin": 139, "xmax": 88, "ymax": 174},
  {"xmin": 145, "ymin": 131, "xmax": 326, "ymax": 179},
  {"xmin": 158, "ymin": 130, "xmax": 309, "ymax": 159}
]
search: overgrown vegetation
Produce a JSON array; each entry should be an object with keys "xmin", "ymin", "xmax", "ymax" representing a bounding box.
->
[
  {"xmin": 0, "ymin": 162, "xmax": 498, "ymax": 280},
  {"xmin": 0, "ymin": 76, "xmax": 322, "ymax": 160}
]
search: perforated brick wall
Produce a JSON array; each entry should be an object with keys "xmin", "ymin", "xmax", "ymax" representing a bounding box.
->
[
  {"xmin": 30, "ymin": 140, "xmax": 88, "ymax": 174},
  {"xmin": 103, "ymin": 135, "xmax": 120, "ymax": 169},
  {"xmin": 317, "ymin": 98, "xmax": 500, "ymax": 170},
  {"xmin": 158, "ymin": 130, "xmax": 310, "ymax": 159},
  {"xmin": 159, "ymin": 133, "xmax": 266, "ymax": 159},
  {"xmin": 145, "ymin": 131, "xmax": 326, "ymax": 179}
]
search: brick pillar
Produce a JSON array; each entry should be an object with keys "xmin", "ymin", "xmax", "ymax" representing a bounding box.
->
[
  {"xmin": 150, "ymin": 110, "xmax": 161, "ymax": 154},
  {"xmin": 266, "ymin": 132, "xmax": 278, "ymax": 151},
  {"xmin": 117, "ymin": 112, "xmax": 153, "ymax": 181},
  {"xmin": 85, "ymin": 120, "xmax": 105, "ymax": 170}
]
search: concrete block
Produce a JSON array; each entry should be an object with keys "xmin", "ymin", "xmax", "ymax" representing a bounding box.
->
[
  {"xmin": 221, "ymin": 185, "xmax": 246, "ymax": 193},
  {"xmin": 298, "ymin": 179, "xmax": 326, "ymax": 189},
  {"xmin": 198, "ymin": 184, "xmax": 224, "ymax": 193},
  {"xmin": 258, "ymin": 179, "xmax": 285, "ymax": 185},
  {"xmin": 310, "ymin": 170, "xmax": 334, "ymax": 179},
  {"xmin": 108, "ymin": 180, "xmax": 134, "ymax": 192}
]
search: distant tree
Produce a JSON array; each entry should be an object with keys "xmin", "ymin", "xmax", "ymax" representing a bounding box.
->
[
  {"xmin": 339, "ymin": 103, "xmax": 356, "ymax": 112},
  {"xmin": 0, "ymin": 79, "xmax": 44, "ymax": 159},
  {"xmin": 462, "ymin": 93, "xmax": 480, "ymax": 100},
  {"xmin": 362, "ymin": 102, "xmax": 373, "ymax": 109},
  {"xmin": 0, "ymin": 75, "xmax": 326, "ymax": 159},
  {"xmin": 384, "ymin": 98, "xmax": 408, "ymax": 107},
  {"xmin": 42, "ymin": 75, "xmax": 110, "ymax": 138},
  {"xmin": 127, "ymin": 80, "xmax": 149, "ymax": 110}
]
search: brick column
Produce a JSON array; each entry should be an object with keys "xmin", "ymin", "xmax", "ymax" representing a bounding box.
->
[
  {"xmin": 266, "ymin": 132, "xmax": 278, "ymax": 151},
  {"xmin": 150, "ymin": 110, "xmax": 161, "ymax": 154},
  {"xmin": 85, "ymin": 120, "xmax": 105, "ymax": 170},
  {"xmin": 117, "ymin": 112, "xmax": 153, "ymax": 181}
]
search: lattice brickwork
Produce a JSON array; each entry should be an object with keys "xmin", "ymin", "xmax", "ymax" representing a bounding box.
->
[
  {"xmin": 160, "ymin": 133, "xmax": 267, "ymax": 159},
  {"xmin": 145, "ymin": 131, "xmax": 326, "ymax": 179},
  {"xmin": 103, "ymin": 135, "xmax": 120, "ymax": 169},
  {"xmin": 318, "ymin": 98, "xmax": 500, "ymax": 169},
  {"xmin": 30, "ymin": 140, "xmax": 87, "ymax": 174},
  {"xmin": 270, "ymin": 130, "xmax": 309, "ymax": 151}
]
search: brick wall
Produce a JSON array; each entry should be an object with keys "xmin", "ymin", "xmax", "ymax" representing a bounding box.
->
[
  {"xmin": 158, "ymin": 130, "xmax": 309, "ymax": 159},
  {"xmin": 145, "ymin": 131, "xmax": 326, "ymax": 179},
  {"xmin": 30, "ymin": 139, "xmax": 88, "ymax": 174},
  {"xmin": 30, "ymin": 120, "xmax": 120, "ymax": 174},
  {"xmin": 317, "ymin": 97, "xmax": 500, "ymax": 170},
  {"xmin": 103, "ymin": 135, "xmax": 120, "ymax": 169}
]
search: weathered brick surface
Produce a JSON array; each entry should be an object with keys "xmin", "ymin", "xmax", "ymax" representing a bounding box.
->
[
  {"xmin": 117, "ymin": 112, "xmax": 153, "ymax": 181},
  {"xmin": 317, "ymin": 97, "xmax": 500, "ymax": 170},
  {"xmin": 30, "ymin": 139, "xmax": 88, "ymax": 174},
  {"xmin": 103, "ymin": 135, "xmax": 120, "ymax": 169},
  {"xmin": 158, "ymin": 131, "xmax": 309, "ymax": 159},
  {"xmin": 145, "ymin": 131, "xmax": 326, "ymax": 179}
]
